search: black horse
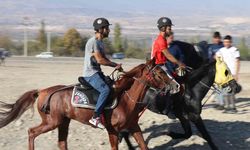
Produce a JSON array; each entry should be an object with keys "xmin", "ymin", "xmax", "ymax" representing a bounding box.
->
[{"xmin": 119, "ymin": 41, "xmax": 238, "ymax": 150}]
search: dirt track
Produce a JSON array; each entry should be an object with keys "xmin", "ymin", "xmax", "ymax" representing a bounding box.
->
[{"xmin": 0, "ymin": 57, "xmax": 249, "ymax": 150}]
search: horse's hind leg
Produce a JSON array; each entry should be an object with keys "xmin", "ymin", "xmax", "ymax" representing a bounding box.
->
[
  {"xmin": 28, "ymin": 121, "xmax": 59, "ymax": 150},
  {"xmin": 58, "ymin": 117, "xmax": 70, "ymax": 150}
]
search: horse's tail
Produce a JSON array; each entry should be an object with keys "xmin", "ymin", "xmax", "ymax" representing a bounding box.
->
[{"xmin": 0, "ymin": 89, "xmax": 39, "ymax": 128}]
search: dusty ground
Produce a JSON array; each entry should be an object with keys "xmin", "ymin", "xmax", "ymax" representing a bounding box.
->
[{"xmin": 0, "ymin": 57, "xmax": 249, "ymax": 150}]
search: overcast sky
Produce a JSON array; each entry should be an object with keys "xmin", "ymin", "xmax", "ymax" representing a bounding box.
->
[{"xmin": 35, "ymin": 0, "xmax": 250, "ymax": 17}]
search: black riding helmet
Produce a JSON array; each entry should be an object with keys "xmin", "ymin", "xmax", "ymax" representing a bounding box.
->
[
  {"xmin": 157, "ymin": 17, "xmax": 173, "ymax": 29},
  {"xmin": 93, "ymin": 18, "xmax": 112, "ymax": 31}
]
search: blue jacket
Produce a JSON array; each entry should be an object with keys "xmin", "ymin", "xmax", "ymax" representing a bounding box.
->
[
  {"xmin": 208, "ymin": 42, "xmax": 223, "ymax": 60},
  {"xmin": 166, "ymin": 43, "xmax": 185, "ymax": 74}
]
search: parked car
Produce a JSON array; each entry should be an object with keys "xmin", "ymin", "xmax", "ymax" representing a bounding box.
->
[
  {"xmin": 35, "ymin": 52, "xmax": 54, "ymax": 58},
  {"xmin": 112, "ymin": 52, "xmax": 125, "ymax": 59}
]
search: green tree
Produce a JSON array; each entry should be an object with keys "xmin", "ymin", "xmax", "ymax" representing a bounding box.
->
[
  {"xmin": 28, "ymin": 41, "xmax": 40, "ymax": 55},
  {"xmin": 238, "ymin": 37, "xmax": 250, "ymax": 60},
  {"xmin": 113, "ymin": 23, "xmax": 123, "ymax": 52},
  {"xmin": 103, "ymin": 38, "xmax": 114, "ymax": 54},
  {"xmin": 125, "ymin": 40, "xmax": 145, "ymax": 59},
  {"xmin": 123, "ymin": 37, "xmax": 128, "ymax": 50},
  {"xmin": 63, "ymin": 28, "xmax": 83, "ymax": 56},
  {"xmin": 0, "ymin": 35, "xmax": 12, "ymax": 50},
  {"xmin": 37, "ymin": 20, "xmax": 46, "ymax": 48}
]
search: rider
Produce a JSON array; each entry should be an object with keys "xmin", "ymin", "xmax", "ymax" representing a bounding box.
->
[
  {"xmin": 83, "ymin": 18, "xmax": 122, "ymax": 129},
  {"xmin": 151, "ymin": 17, "xmax": 185, "ymax": 119},
  {"xmin": 165, "ymin": 31, "xmax": 185, "ymax": 77},
  {"xmin": 151, "ymin": 17, "xmax": 185, "ymax": 83}
]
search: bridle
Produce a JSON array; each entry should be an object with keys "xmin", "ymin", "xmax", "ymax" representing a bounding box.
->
[{"xmin": 124, "ymin": 64, "xmax": 173, "ymax": 105}]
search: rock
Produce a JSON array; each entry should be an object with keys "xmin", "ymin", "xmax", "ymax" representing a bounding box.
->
[
  {"xmin": 14, "ymin": 119, "xmax": 23, "ymax": 127},
  {"xmin": 99, "ymin": 141, "xmax": 106, "ymax": 145}
]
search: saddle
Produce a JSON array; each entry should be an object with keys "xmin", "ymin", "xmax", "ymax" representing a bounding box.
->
[{"xmin": 71, "ymin": 77, "xmax": 118, "ymax": 110}]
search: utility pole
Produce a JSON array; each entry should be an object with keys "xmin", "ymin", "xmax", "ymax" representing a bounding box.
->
[
  {"xmin": 47, "ymin": 32, "xmax": 51, "ymax": 52},
  {"xmin": 23, "ymin": 17, "xmax": 29, "ymax": 56}
]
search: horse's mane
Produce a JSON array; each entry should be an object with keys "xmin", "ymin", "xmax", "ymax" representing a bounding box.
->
[
  {"xmin": 173, "ymin": 40, "xmax": 204, "ymax": 69},
  {"xmin": 114, "ymin": 64, "xmax": 146, "ymax": 92},
  {"xmin": 122, "ymin": 64, "xmax": 146, "ymax": 78}
]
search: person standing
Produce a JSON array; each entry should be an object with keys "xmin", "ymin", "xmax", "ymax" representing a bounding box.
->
[
  {"xmin": 216, "ymin": 35, "xmax": 240, "ymax": 113},
  {"xmin": 208, "ymin": 31, "xmax": 224, "ymax": 61},
  {"xmin": 83, "ymin": 18, "xmax": 122, "ymax": 129},
  {"xmin": 208, "ymin": 32, "xmax": 224, "ymax": 109}
]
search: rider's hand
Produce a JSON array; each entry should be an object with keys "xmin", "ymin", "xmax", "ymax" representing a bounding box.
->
[
  {"xmin": 177, "ymin": 62, "xmax": 186, "ymax": 69},
  {"xmin": 115, "ymin": 64, "xmax": 123, "ymax": 72}
]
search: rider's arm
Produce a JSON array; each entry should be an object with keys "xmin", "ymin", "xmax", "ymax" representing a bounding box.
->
[{"xmin": 93, "ymin": 51, "xmax": 117, "ymax": 67}]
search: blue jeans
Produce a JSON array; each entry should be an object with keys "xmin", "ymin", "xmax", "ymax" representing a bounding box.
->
[
  {"xmin": 165, "ymin": 62, "xmax": 177, "ymax": 75},
  {"xmin": 84, "ymin": 73, "xmax": 111, "ymax": 117}
]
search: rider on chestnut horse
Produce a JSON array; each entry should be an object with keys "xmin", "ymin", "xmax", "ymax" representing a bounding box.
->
[{"xmin": 83, "ymin": 18, "xmax": 123, "ymax": 129}]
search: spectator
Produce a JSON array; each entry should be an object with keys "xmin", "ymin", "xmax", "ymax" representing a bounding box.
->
[
  {"xmin": 208, "ymin": 32, "xmax": 224, "ymax": 109},
  {"xmin": 0, "ymin": 50, "xmax": 6, "ymax": 65},
  {"xmin": 208, "ymin": 31, "xmax": 223, "ymax": 61}
]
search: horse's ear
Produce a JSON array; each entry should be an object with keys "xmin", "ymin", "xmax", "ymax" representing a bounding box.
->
[{"xmin": 146, "ymin": 57, "xmax": 156, "ymax": 66}]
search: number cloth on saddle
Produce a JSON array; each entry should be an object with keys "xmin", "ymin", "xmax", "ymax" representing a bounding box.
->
[{"xmin": 71, "ymin": 77, "xmax": 117, "ymax": 109}]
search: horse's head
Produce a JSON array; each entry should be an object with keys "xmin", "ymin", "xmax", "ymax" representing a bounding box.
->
[
  {"xmin": 142, "ymin": 58, "xmax": 179, "ymax": 94},
  {"xmin": 214, "ymin": 57, "xmax": 239, "ymax": 93}
]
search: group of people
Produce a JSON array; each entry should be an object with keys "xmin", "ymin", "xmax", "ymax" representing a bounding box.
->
[
  {"xmin": 209, "ymin": 32, "xmax": 240, "ymax": 113},
  {"xmin": 82, "ymin": 17, "xmax": 240, "ymax": 129}
]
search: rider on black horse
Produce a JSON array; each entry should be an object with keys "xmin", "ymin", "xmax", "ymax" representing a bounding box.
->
[
  {"xmin": 165, "ymin": 31, "xmax": 185, "ymax": 78},
  {"xmin": 151, "ymin": 17, "xmax": 186, "ymax": 118}
]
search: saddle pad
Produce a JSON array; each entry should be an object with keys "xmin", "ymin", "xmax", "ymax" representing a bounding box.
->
[{"xmin": 71, "ymin": 86, "xmax": 118, "ymax": 110}]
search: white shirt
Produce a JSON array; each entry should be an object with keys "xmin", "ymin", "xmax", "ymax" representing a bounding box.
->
[{"xmin": 216, "ymin": 46, "xmax": 240, "ymax": 75}]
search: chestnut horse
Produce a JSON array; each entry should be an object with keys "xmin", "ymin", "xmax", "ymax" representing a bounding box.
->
[{"xmin": 0, "ymin": 59, "xmax": 177, "ymax": 150}]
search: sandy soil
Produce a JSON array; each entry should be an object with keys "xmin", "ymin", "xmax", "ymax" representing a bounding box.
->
[{"xmin": 0, "ymin": 57, "xmax": 249, "ymax": 150}]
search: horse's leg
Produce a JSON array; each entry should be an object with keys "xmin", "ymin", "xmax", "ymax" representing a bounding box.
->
[
  {"xmin": 28, "ymin": 120, "xmax": 59, "ymax": 150},
  {"xmin": 108, "ymin": 131, "xmax": 119, "ymax": 150},
  {"xmin": 118, "ymin": 131, "xmax": 135, "ymax": 150},
  {"xmin": 192, "ymin": 116, "xmax": 218, "ymax": 150},
  {"xmin": 129, "ymin": 124, "xmax": 148, "ymax": 150},
  {"xmin": 58, "ymin": 117, "xmax": 71, "ymax": 150},
  {"xmin": 168, "ymin": 115, "xmax": 192, "ymax": 139}
]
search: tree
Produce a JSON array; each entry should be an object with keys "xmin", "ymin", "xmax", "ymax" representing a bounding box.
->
[
  {"xmin": 63, "ymin": 28, "xmax": 83, "ymax": 56},
  {"xmin": 37, "ymin": 20, "xmax": 46, "ymax": 48},
  {"xmin": 125, "ymin": 40, "xmax": 145, "ymax": 59},
  {"xmin": 0, "ymin": 35, "xmax": 12, "ymax": 50},
  {"xmin": 113, "ymin": 23, "xmax": 123, "ymax": 52},
  {"xmin": 103, "ymin": 38, "xmax": 114, "ymax": 54},
  {"xmin": 238, "ymin": 37, "xmax": 250, "ymax": 60}
]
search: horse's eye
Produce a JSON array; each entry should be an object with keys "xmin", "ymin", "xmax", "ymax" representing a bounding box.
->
[{"xmin": 225, "ymin": 70, "xmax": 229, "ymax": 76}]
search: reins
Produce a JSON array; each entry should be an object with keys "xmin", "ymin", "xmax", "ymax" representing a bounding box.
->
[{"xmin": 199, "ymin": 81, "xmax": 221, "ymax": 107}]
